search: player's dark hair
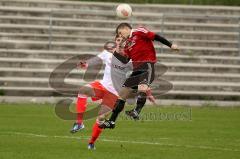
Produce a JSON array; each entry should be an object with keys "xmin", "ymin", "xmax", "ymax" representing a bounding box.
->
[
  {"xmin": 114, "ymin": 34, "xmax": 120, "ymax": 40},
  {"xmin": 115, "ymin": 23, "xmax": 132, "ymax": 34}
]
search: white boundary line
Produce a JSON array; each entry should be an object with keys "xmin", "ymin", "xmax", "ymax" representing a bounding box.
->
[{"xmin": 1, "ymin": 131, "xmax": 239, "ymax": 152}]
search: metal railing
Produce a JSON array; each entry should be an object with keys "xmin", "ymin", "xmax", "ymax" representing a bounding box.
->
[{"xmin": 48, "ymin": 9, "xmax": 53, "ymax": 50}]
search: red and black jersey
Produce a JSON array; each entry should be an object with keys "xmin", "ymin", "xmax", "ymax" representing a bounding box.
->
[{"xmin": 124, "ymin": 27, "xmax": 156, "ymax": 67}]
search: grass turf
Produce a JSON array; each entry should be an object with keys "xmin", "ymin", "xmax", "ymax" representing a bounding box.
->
[{"xmin": 0, "ymin": 103, "xmax": 240, "ymax": 159}]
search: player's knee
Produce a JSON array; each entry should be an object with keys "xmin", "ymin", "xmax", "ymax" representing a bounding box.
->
[
  {"xmin": 78, "ymin": 86, "xmax": 88, "ymax": 94},
  {"xmin": 78, "ymin": 85, "xmax": 93, "ymax": 96},
  {"xmin": 138, "ymin": 84, "xmax": 149, "ymax": 92},
  {"xmin": 112, "ymin": 99, "xmax": 125, "ymax": 113},
  {"xmin": 96, "ymin": 117, "xmax": 105, "ymax": 125},
  {"xmin": 98, "ymin": 113, "xmax": 106, "ymax": 120},
  {"xmin": 119, "ymin": 87, "xmax": 131, "ymax": 100}
]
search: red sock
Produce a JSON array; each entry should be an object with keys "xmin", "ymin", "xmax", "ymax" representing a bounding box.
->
[
  {"xmin": 89, "ymin": 122, "xmax": 103, "ymax": 144},
  {"xmin": 76, "ymin": 94, "xmax": 87, "ymax": 124}
]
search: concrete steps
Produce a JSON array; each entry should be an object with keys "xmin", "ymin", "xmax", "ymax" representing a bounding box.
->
[
  {"xmin": 172, "ymin": 81, "xmax": 240, "ymax": 92},
  {"xmin": 0, "ymin": 77, "xmax": 240, "ymax": 92},
  {"xmin": 164, "ymin": 62, "xmax": 240, "ymax": 74},
  {"xmin": 0, "ymin": 56, "xmax": 240, "ymax": 73},
  {"xmin": 163, "ymin": 72, "xmax": 240, "ymax": 83},
  {"xmin": 0, "ymin": 15, "xmax": 238, "ymax": 33},
  {"xmin": 0, "ymin": 86, "xmax": 62, "ymax": 96},
  {"xmin": 158, "ymin": 54, "xmax": 240, "ymax": 65},
  {"xmin": 1, "ymin": 67, "xmax": 240, "ymax": 83},
  {"xmin": 0, "ymin": 23, "xmax": 238, "ymax": 41},
  {"xmin": 1, "ymin": 5, "xmax": 239, "ymax": 25},
  {"xmin": 1, "ymin": 86, "xmax": 240, "ymax": 101},
  {"xmin": 0, "ymin": 39, "xmax": 239, "ymax": 56},
  {"xmin": 1, "ymin": 76, "xmax": 239, "ymax": 91},
  {"xmin": 0, "ymin": 96, "xmax": 239, "ymax": 106},
  {"xmin": 158, "ymin": 90, "xmax": 240, "ymax": 101},
  {"xmin": 0, "ymin": 0, "xmax": 239, "ymax": 102},
  {"xmin": 1, "ymin": 32, "xmax": 238, "ymax": 48},
  {"xmin": 0, "ymin": 49, "xmax": 239, "ymax": 65},
  {"xmin": 0, "ymin": 77, "xmax": 85, "ymax": 88},
  {"xmin": 1, "ymin": 0, "xmax": 240, "ymax": 16}
]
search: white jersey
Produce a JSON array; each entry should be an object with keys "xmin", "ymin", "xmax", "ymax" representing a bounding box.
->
[
  {"xmin": 88, "ymin": 50, "xmax": 135, "ymax": 104},
  {"xmin": 97, "ymin": 50, "xmax": 133, "ymax": 99},
  {"xmin": 97, "ymin": 50, "xmax": 118, "ymax": 96}
]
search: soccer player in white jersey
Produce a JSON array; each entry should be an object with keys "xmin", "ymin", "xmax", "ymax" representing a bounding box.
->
[{"xmin": 70, "ymin": 35, "xmax": 155, "ymax": 150}]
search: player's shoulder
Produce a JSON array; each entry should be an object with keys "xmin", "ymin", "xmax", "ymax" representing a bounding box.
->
[
  {"xmin": 99, "ymin": 50, "xmax": 112, "ymax": 56},
  {"xmin": 97, "ymin": 50, "xmax": 112, "ymax": 59},
  {"xmin": 132, "ymin": 26, "xmax": 150, "ymax": 34}
]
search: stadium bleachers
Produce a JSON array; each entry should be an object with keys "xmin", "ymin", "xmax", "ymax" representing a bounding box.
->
[{"xmin": 0, "ymin": 0, "xmax": 240, "ymax": 105}]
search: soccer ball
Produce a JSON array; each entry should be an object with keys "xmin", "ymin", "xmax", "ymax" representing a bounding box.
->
[{"xmin": 116, "ymin": 4, "xmax": 132, "ymax": 19}]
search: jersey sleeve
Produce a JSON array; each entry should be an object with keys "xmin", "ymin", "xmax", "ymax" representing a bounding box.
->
[
  {"xmin": 135, "ymin": 27, "xmax": 155, "ymax": 40},
  {"xmin": 126, "ymin": 60, "xmax": 133, "ymax": 72},
  {"xmin": 97, "ymin": 50, "xmax": 108, "ymax": 63},
  {"xmin": 86, "ymin": 50, "xmax": 107, "ymax": 66}
]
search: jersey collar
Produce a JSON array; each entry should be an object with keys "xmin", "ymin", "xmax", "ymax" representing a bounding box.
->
[{"xmin": 129, "ymin": 29, "xmax": 133, "ymax": 38}]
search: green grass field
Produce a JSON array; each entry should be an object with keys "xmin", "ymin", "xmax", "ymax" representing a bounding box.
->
[{"xmin": 0, "ymin": 103, "xmax": 240, "ymax": 159}]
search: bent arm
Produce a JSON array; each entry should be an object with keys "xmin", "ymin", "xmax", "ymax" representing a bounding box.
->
[{"xmin": 113, "ymin": 51, "xmax": 130, "ymax": 64}]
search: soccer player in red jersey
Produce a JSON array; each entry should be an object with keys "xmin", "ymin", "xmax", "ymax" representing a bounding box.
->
[
  {"xmin": 70, "ymin": 35, "xmax": 156, "ymax": 150},
  {"xmin": 100, "ymin": 23, "xmax": 179, "ymax": 129}
]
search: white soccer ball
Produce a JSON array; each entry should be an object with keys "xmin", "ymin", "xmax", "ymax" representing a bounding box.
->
[{"xmin": 116, "ymin": 4, "xmax": 132, "ymax": 19}]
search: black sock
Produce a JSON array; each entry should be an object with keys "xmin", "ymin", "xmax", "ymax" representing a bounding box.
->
[
  {"xmin": 135, "ymin": 92, "xmax": 147, "ymax": 114},
  {"xmin": 109, "ymin": 99, "xmax": 125, "ymax": 122}
]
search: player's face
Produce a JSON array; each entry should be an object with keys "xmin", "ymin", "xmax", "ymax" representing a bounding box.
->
[
  {"xmin": 115, "ymin": 37, "xmax": 123, "ymax": 45},
  {"xmin": 118, "ymin": 27, "xmax": 130, "ymax": 39},
  {"xmin": 115, "ymin": 37, "xmax": 127, "ymax": 56}
]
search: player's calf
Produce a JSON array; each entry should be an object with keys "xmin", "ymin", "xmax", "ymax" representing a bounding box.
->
[
  {"xmin": 135, "ymin": 91, "xmax": 147, "ymax": 114},
  {"xmin": 109, "ymin": 98, "xmax": 126, "ymax": 122},
  {"xmin": 125, "ymin": 91, "xmax": 147, "ymax": 120},
  {"xmin": 99, "ymin": 99, "xmax": 125, "ymax": 129}
]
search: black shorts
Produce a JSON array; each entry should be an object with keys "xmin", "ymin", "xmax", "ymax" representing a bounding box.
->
[{"xmin": 123, "ymin": 62, "xmax": 155, "ymax": 88}]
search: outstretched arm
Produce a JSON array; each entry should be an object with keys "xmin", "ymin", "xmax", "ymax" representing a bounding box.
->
[
  {"xmin": 154, "ymin": 34, "xmax": 179, "ymax": 51},
  {"xmin": 77, "ymin": 55, "xmax": 103, "ymax": 69},
  {"xmin": 154, "ymin": 34, "xmax": 172, "ymax": 48}
]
